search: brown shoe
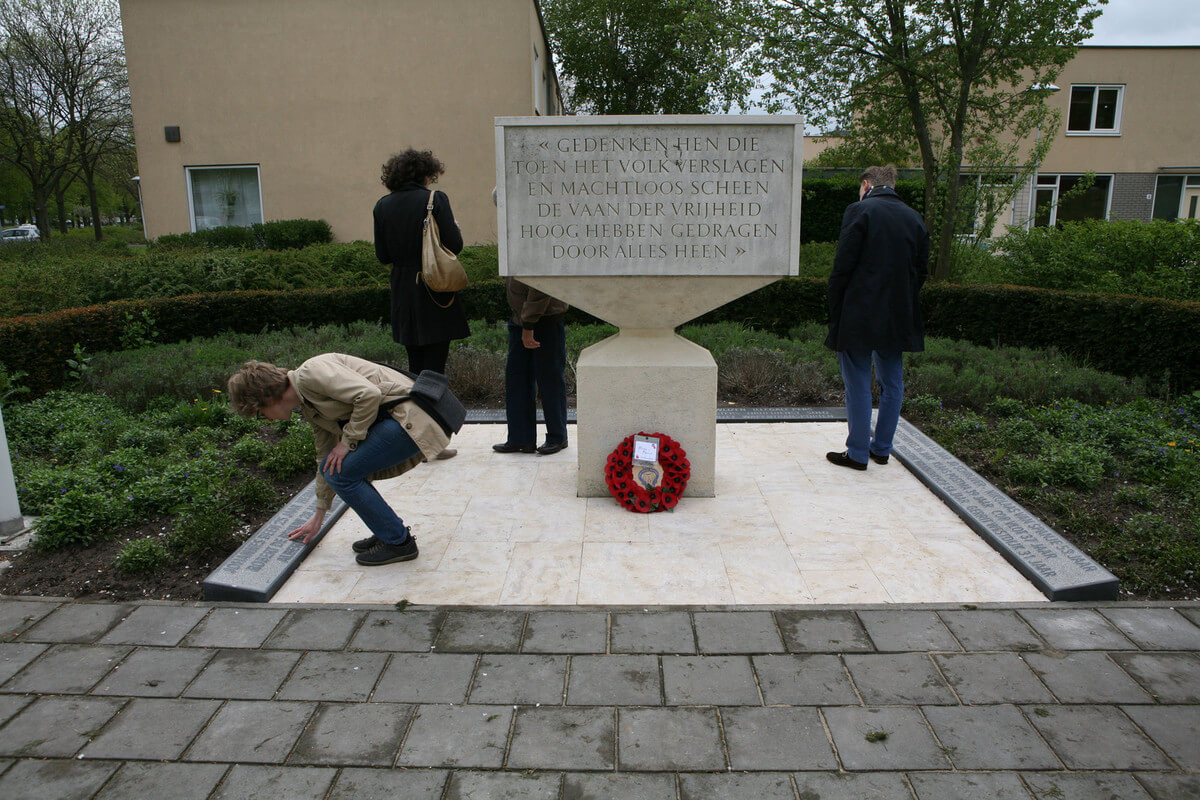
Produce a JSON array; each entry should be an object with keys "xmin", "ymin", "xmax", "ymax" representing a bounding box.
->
[{"xmin": 435, "ymin": 448, "xmax": 457, "ymax": 460}]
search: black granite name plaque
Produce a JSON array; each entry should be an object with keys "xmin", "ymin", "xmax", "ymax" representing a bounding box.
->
[
  {"xmin": 892, "ymin": 419, "xmax": 1118, "ymax": 601},
  {"xmin": 202, "ymin": 481, "xmax": 348, "ymax": 602}
]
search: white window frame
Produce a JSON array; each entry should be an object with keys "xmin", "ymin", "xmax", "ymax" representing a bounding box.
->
[
  {"xmin": 956, "ymin": 172, "xmax": 1017, "ymax": 237},
  {"xmin": 1151, "ymin": 174, "xmax": 1200, "ymax": 219},
  {"xmin": 184, "ymin": 164, "xmax": 264, "ymax": 233},
  {"xmin": 1029, "ymin": 173, "xmax": 1114, "ymax": 227},
  {"xmin": 1065, "ymin": 84, "xmax": 1124, "ymax": 136}
]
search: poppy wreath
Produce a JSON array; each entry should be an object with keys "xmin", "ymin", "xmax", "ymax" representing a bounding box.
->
[{"xmin": 604, "ymin": 432, "xmax": 690, "ymax": 513}]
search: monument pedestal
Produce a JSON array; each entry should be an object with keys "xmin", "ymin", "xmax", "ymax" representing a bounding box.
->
[{"xmin": 576, "ymin": 329, "xmax": 716, "ymax": 498}]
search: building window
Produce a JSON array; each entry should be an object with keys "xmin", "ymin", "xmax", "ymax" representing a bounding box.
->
[
  {"xmin": 1032, "ymin": 174, "xmax": 1112, "ymax": 228},
  {"xmin": 1153, "ymin": 175, "xmax": 1200, "ymax": 221},
  {"xmin": 956, "ymin": 173, "xmax": 1016, "ymax": 236},
  {"xmin": 1066, "ymin": 85, "xmax": 1123, "ymax": 135},
  {"xmin": 186, "ymin": 165, "xmax": 263, "ymax": 231}
]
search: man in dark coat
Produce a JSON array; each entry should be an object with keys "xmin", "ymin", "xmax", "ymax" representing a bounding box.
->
[{"xmin": 824, "ymin": 165, "xmax": 929, "ymax": 470}]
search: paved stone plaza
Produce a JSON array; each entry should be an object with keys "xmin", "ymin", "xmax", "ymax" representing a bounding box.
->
[{"xmin": 0, "ymin": 597, "xmax": 1197, "ymax": 799}]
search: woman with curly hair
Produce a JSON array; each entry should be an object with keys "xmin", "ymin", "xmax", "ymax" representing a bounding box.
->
[{"xmin": 374, "ymin": 148, "xmax": 465, "ymax": 459}]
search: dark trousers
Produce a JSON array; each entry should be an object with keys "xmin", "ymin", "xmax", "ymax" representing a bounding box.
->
[
  {"xmin": 405, "ymin": 341, "xmax": 450, "ymax": 375},
  {"xmin": 505, "ymin": 319, "xmax": 567, "ymax": 446}
]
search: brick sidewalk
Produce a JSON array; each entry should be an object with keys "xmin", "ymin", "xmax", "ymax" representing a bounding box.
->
[{"xmin": 0, "ymin": 598, "xmax": 1197, "ymax": 799}]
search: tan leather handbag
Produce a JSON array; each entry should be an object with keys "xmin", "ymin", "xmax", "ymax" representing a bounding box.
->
[{"xmin": 420, "ymin": 189, "xmax": 469, "ymax": 297}]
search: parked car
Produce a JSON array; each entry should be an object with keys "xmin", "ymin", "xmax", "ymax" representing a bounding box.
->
[{"xmin": 0, "ymin": 225, "xmax": 40, "ymax": 242}]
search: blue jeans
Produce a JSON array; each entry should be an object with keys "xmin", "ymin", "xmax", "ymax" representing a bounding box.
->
[
  {"xmin": 838, "ymin": 349, "xmax": 904, "ymax": 464},
  {"xmin": 504, "ymin": 319, "xmax": 568, "ymax": 446},
  {"xmin": 321, "ymin": 416, "xmax": 421, "ymax": 545}
]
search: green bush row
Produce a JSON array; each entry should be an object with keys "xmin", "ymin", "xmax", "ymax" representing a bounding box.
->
[
  {"xmin": 4, "ymin": 277, "xmax": 1198, "ymax": 397},
  {"xmin": 153, "ymin": 218, "xmax": 334, "ymax": 250},
  {"xmin": 800, "ymin": 177, "xmax": 926, "ymax": 243}
]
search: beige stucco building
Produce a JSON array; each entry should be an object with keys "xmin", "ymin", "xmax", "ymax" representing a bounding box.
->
[{"xmin": 121, "ymin": 0, "xmax": 562, "ymax": 243}]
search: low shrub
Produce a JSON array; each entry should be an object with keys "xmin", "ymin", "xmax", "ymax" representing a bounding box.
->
[
  {"xmin": 116, "ymin": 538, "xmax": 171, "ymax": 576},
  {"xmin": 223, "ymin": 475, "xmax": 278, "ymax": 513},
  {"xmin": 167, "ymin": 506, "xmax": 240, "ymax": 557},
  {"xmin": 257, "ymin": 423, "xmax": 316, "ymax": 480},
  {"xmin": 153, "ymin": 219, "xmax": 334, "ymax": 251}
]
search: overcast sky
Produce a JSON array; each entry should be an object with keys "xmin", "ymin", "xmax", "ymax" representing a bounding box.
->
[{"xmin": 1088, "ymin": 0, "xmax": 1200, "ymax": 45}]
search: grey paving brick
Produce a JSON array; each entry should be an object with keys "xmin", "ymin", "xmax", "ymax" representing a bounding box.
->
[
  {"xmin": 277, "ymin": 650, "xmax": 389, "ymax": 701},
  {"xmin": 20, "ymin": 602, "xmax": 131, "ymax": 643},
  {"xmin": 0, "ymin": 599, "xmax": 57, "ymax": 637},
  {"xmin": 1100, "ymin": 607, "xmax": 1200, "ymax": 650},
  {"xmin": 1121, "ymin": 705, "xmax": 1200, "ymax": 769},
  {"xmin": 566, "ymin": 772, "xmax": 676, "ymax": 800},
  {"xmin": 776, "ymin": 610, "xmax": 874, "ymax": 652},
  {"xmin": 722, "ymin": 707, "xmax": 837, "ymax": 770},
  {"xmin": 823, "ymin": 707, "xmax": 950, "ymax": 771},
  {"xmin": 469, "ymin": 654, "xmax": 566, "ymax": 704},
  {"xmin": 938, "ymin": 610, "xmax": 1043, "ymax": 651},
  {"xmin": 95, "ymin": 762, "xmax": 229, "ymax": 800},
  {"xmin": 858, "ymin": 610, "xmax": 961, "ymax": 653},
  {"xmin": 397, "ymin": 704, "xmax": 513, "ymax": 767},
  {"xmin": 348, "ymin": 610, "xmax": 442, "ymax": 651},
  {"xmin": 1, "ymin": 643, "xmax": 128, "ymax": 694},
  {"xmin": 507, "ymin": 707, "xmax": 615, "ymax": 769},
  {"xmin": 1022, "ymin": 772, "xmax": 1152, "ymax": 800},
  {"xmin": 792, "ymin": 772, "xmax": 915, "ymax": 800},
  {"xmin": 567, "ymin": 655, "xmax": 661, "ymax": 705},
  {"xmin": 327, "ymin": 767, "xmax": 447, "ymax": 800},
  {"xmin": 0, "ymin": 694, "xmax": 31, "ymax": 725},
  {"xmin": 844, "ymin": 654, "xmax": 957, "ymax": 704},
  {"xmin": 908, "ymin": 772, "xmax": 1033, "ymax": 799},
  {"xmin": 81, "ymin": 697, "xmax": 220, "ymax": 760},
  {"xmin": 922, "ymin": 705, "xmax": 1060, "ymax": 770},
  {"xmin": 371, "ymin": 653, "xmax": 476, "ymax": 703},
  {"xmin": 182, "ymin": 649, "xmax": 301, "ymax": 699},
  {"xmin": 679, "ymin": 772, "xmax": 794, "ymax": 800},
  {"xmin": 208, "ymin": 764, "xmax": 336, "ymax": 800},
  {"xmin": 1111, "ymin": 652, "xmax": 1200, "ymax": 702},
  {"xmin": 1018, "ymin": 608, "xmax": 1137, "ymax": 650},
  {"xmin": 1023, "ymin": 652, "xmax": 1152, "ymax": 703},
  {"xmin": 184, "ymin": 700, "xmax": 314, "ymax": 764},
  {"xmin": 0, "ymin": 695, "xmax": 125, "ymax": 757},
  {"xmin": 444, "ymin": 771, "xmax": 560, "ymax": 800},
  {"xmin": 618, "ymin": 707, "xmax": 724, "ymax": 770},
  {"xmin": 0, "ymin": 759, "xmax": 119, "ymax": 800},
  {"xmin": 694, "ymin": 611, "xmax": 784, "ymax": 653},
  {"xmin": 0, "ymin": 642, "xmax": 46, "ymax": 684},
  {"xmin": 262, "ymin": 608, "xmax": 366, "ymax": 650},
  {"xmin": 289, "ymin": 702, "xmax": 413, "ymax": 766},
  {"xmin": 753, "ymin": 654, "xmax": 860, "ymax": 705},
  {"xmin": 934, "ymin": 653, "xmax": 1054, "ymax": 704},
  {"xmin": 663, "ymin": 655, "xmax": 760, "ymax": 705},
  {"xmin": 611, "ymin": 611, "xmax": 695, "ymax": 653},
  {"xmin": 1136, "ymin": 774, "xmax": 1200, "ymax": 800},
  {"xmin": 1023, "ymin": 705, "xmax": 1173, "ymax": 770},
  {"xmin": 182, "ymin": 608, "xmax": 287, "ymax": 648},
  {"xmin": 1182, "ymin": 607, "xmax": 1200, "ymax": 627},
  {"xmin": 523, "ymin": 611, "xmax": 607, "ymax": 653},
  {"xmin": 90, "ymin": 646, "xmax": 214, "ymax": 697},
  {"xmin": 435, "ymin": 610, "xmax": 525, "ymax": 653},
  {"xmin": 98, "ymin": 605, "xmax": 209, "ymax": 646}
]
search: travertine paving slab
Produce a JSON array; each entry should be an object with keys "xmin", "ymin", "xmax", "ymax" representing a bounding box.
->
[{"xmin": 273, "ymin": 423, "xmax": 1047, "ymax": 605}]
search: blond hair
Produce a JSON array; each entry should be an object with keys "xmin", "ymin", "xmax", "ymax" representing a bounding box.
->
[{"xmin": 226, "ymin": 360, "xmax": 290, "ymax": 417}]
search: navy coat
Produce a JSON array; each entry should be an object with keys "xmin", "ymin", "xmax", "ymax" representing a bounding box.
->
[
  {"xmin": 824, "ymin": 186, "xmax": 929, "ymax": 353},
  {"xmin": 374, "ymin": 182, "xmax": 469, "ymax": 347}
]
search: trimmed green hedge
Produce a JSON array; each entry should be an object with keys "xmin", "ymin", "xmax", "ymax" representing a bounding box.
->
[
  {"xmin": 801, "ymin": 178, "xmax": 925, "ymax": 243},
  {"xmin": 4, "ymin": 278, "xmax": 1198, "ymax": 396},
  {"xmin": 154, "ymin": 219, "xmax": 334, "ymax": 250}
]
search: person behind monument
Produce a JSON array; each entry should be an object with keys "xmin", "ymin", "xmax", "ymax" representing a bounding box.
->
[
  {"xmin": 374, "ymin": 147, "xmax": 465, "ymax": 460},
  {"xmin": 824, "ymin": 164, "xmax": 929, "ymax": 471},
  {"xmin": 227, "ymin": 354, "xmax": 452, "ymax": 566},
  {"xmin": 493, "ymin": 277, "xmax": 570, "ymax": 455}
]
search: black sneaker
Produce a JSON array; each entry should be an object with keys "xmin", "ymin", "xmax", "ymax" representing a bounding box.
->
[
  {"xmin": 355, "ymin": 535, "xmax": 419, "ymax": 566},
  {"xmin": 869, "ymin": 452, "xmax": 890, "ymax": 465},
  {"xmin": 493, "ymin": 442, "xmax": 536, "ymax": 453},
  {"xmin": 826, "ymin": 450, "xmax": 868, "ymax": 471},
  {"xmin": 352, "ymin": 535, "xmax": 380, "ymax": 553}
]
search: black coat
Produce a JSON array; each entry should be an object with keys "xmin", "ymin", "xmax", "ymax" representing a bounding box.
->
[
  {"xmin": 374, "ymin": 182, "xmax": 469, "ymax": 347},
  {"xmin": 824, "ymin": 187, "xmax": 929, "ymax": 353}
]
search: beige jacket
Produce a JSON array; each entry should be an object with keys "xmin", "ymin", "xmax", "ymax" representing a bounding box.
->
[{"xmin": 288, "ymin": 353, "xmax": 451, "ymax": 509}]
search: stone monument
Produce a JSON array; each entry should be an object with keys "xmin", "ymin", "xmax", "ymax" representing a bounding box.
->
[
  {"xmin": 0, "ymin": 406, "xmax": 24, "ymax": 536},
  {"xmin": 496, "ymin": 115, "xmax": 803, "ymax": 497}
]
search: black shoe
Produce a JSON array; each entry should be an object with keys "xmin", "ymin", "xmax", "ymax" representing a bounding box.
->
[
  {"xmin": 826, "ymin": 450, "xmax": 868, "ymax": 471},
  {"xmin": 493, "ymin": 442, "xmax": 536, "ymax": 454},
  {"xmin": 536, "ymin": 441, "xmax": 568, "ymax": 455},
  {"xmin": 352, "ymin": 534, "xmax": 380, "ymax": 553},
  {"xmin": 869, "ymin": 452, "xmax": 890, "ymax": 465},
  {"xmin": 355, "ymin": 535, "xmax": 419, "ymax": 566}
]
